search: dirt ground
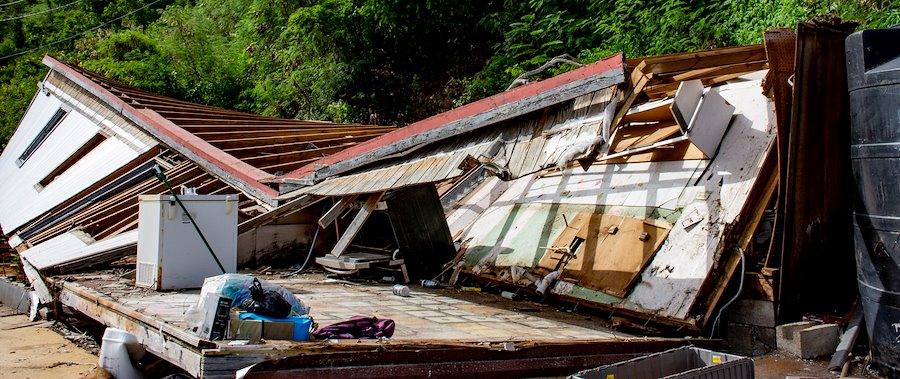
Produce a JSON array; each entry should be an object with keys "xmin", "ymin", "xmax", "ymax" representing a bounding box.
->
[
  {"xmin": 754, "ymin": 352, "xmax": 882, "ymax": 379},
  {"xmin": 0, "ymin": 305, "xmax": 102, "ymax": 379}
]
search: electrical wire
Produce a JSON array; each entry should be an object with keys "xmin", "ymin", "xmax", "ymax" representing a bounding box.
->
[
  {"xmin": 0, "ymin": 0, "xmax": 27, "ymax": 8},
  {"xmin": 709, "ymin": 247, "xmax": 746, "ymax": 338},
  {"xmin": 0, "ymin": 0, "xmax": 82, "ymax": 22},
  {"xmin": 0, "ymin": 0, "xmax": 164, "ymax": 61}
]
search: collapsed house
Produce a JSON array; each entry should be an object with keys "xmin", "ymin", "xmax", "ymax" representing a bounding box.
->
[
  {"xmin": 0, "ymin": 20, "xmax": 878, "ymax": 377},
  {"xmin": 1, "ymin": 55, "xmax": 394, "ymax": 292},
  {"xmin": 270, "ymin": 45, "xmax": 775, "ymax": 334}
]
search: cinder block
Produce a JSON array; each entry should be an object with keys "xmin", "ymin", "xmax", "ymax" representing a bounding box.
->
[
  {"xmin": 798, "ymin": 324, "xmax": 840, "ymax": 358},
  {"xmin": 727, "ymin": 322, "xmax": 776, "ymax": 356},
  {"xmin": 729, "ymin": 299, "xmax": 776, "ymax": 327},
  {"xmin": 776, "ymin": 321, "xmax": 840, "ymax": 358},
  {"xmin": 777, "ymin": 321, "xmax": 816, "ymax": 357}
]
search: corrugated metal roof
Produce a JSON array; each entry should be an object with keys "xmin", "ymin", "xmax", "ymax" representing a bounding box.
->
[
  {"xmin": 278, "ymin": 54, "xmax": 626, "ymax": 185},
  {"xmin": 293, "ymin": 87, "xmax": 619, "ymax": 196}
]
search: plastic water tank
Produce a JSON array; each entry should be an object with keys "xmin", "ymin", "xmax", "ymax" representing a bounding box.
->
[
  {"xmin": 99, "ymin": 328, "xmax": 146, "ymax": 379},
  {"xmin": 845, "ymin": 27, "xmax": 900, "ymax": 377}
]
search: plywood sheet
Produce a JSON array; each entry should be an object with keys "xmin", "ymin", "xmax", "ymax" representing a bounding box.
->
[{"xmin": 537, "ymin": 213, "xmax": 670, "ymax": 297}]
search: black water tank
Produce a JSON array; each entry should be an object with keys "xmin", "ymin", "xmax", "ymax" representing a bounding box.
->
[{"xmin": 846, "ymin": 27, "xmax": 900, "ymax": 378}]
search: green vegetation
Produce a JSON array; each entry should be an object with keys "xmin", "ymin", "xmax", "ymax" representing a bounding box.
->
[{"xmin": 1, "ymin": 0, "xmax": 898, "ymax": 149}]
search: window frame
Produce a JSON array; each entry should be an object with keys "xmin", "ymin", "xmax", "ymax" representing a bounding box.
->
[
  {"xmin": 36, "ymin": 132, "xmax": 108, "ymax": 191},
  {"xmin": 16, "ymin": 106, "xmax": 69, "ymax": 167}
]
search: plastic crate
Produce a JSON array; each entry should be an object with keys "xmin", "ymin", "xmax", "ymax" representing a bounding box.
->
[{"xmin": 570, "ymin": 346, "xmax": 754, "ymax": 379}]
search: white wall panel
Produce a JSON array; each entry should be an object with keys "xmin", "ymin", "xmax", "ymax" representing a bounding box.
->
[{"xmin": 0, "ymin": 90, "xmax": 142, "ymax": 233}]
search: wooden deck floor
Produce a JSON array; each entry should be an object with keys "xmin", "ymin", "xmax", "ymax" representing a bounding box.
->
[{"xmin": 53, "ymin": 271, "xmax": 707, "ymax": 378}]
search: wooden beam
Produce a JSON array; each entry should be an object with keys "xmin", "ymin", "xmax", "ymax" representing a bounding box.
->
[
  {"xmin": 578, "ymin": 63, "xmax": 649, "ymax": 169},
  {"xmin": 208, "ymin": 130, "xmax": 390, "ymax": 149},
  {"xmin": 55, "ymin": 281, "xmax": 205, "ymax": 377},
  {"xmin": 671, "ymin": 60, "xmax": 768, "ymax": 82},
  {"xmin": 641, "ymin": 44, "xmax": 766, "ymax": 75},
  {"xmin": 235, "ymin": 145, "xmax": 352, "ymax": 163},
  {"xmin": 329, "ymin": 192, "xmax": 384, "ymax": 257},
  {"xmin": 318, "ymin": 195, "xmax": 360, "ymax": 228}
]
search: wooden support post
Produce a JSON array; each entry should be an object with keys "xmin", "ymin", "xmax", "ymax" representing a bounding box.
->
[
  {"xmin": 318, "ymin": 195, "xmax": 359, "ymax": 228},
  {"xmin": 329, "ymin": 192, "xmax": 384, "ymax": 257}
]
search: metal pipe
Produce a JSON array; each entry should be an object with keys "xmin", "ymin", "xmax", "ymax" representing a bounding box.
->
[{"xmin": 153, "ymin": 165, "xmax": 226, "ymax": 274}]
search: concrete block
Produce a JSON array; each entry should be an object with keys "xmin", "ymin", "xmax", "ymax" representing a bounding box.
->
[
  {"xmin": 777, "ymin": 321, "xmax": 841, "ymax": 358},
  {"xmin": 798, "ymin": 324, "xmax": 841, "ymax": 358},
  {"xmin": 777, "ymin": 321, "xmax": 816, "ymax": 357},
  {"xmin": 729, "ymin": 299, "xmax": 776, "ymax": 327},
  {"xmin": 727, "ymin": 322, "xmax": 776, "ymax": 356}
]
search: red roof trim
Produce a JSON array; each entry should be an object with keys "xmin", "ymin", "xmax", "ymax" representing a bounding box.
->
[
  {"xmin": 42, "ymin": 55, "xmax": 279, "ymax": 200},
  {"xmin": 283, "ymin": 53, "xmax": 624, "ymax": 180}
]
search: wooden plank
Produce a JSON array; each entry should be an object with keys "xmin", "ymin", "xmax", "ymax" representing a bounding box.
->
[
  {"xmin": 329, "ymin": 192, "xmax": 384, "ymax": 257},
  {"xmin": 762, "ymin": 28, "xmax": 796, "ymax": 272},
  {"xmin": 670, "ymin": 60, "xmax": 768, "ymax": 82},
  {"xmin": 641, "ymin": 44, "xmax": 766, "ymax": 75},
  {"xmin": 579, "ymin": 65, "xmax": 650, "ymax": 169},
  {"xmin": 56, "ymin": 282, "xmax": 204, "ymax": 377},
  {"xmin": 318, "ymin": 195, "xmax": 359, "ymax": 228},
  {"xmin": 608, "ymin": 122, "xmax": 681, "ymax": 153},
  {"xmin": 621, "ymin": 98, "xmax": 674, "ymax": 124}
]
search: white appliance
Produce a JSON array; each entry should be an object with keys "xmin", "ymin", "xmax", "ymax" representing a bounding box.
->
[{"xmin": 136, "ymin": 194, "xmax": 238, "ymax": 290}]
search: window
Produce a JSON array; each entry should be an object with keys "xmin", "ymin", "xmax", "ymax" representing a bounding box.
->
[
  {"xmin": 16, "ymin": 108, "xmax": 68, "ymax": 167},
  {"xmin": 36, "ymin": 133, "xmax": 108, "ymax": 190}
]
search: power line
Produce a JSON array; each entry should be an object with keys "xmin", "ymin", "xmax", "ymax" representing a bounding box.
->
[
  {"xmin": 0, "ymin": 0, "xmax": 83, "ymax": 22},
  {"xmin": 0, "ymin": 0, "xmax": 165, "ymax": 61},
  {"xmin": 0, "ymin": 0, "xmax": 27, "ymax": 8}
]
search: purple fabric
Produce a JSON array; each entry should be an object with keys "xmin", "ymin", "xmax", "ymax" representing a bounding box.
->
[{"xmin": 312, "ymin": 315, "xmax": 395, "ymax": 339}]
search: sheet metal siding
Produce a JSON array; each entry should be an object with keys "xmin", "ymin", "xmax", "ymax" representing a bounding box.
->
[
  {"xmin": 0, "ymin": 93, "xmax": 138, "ymax": 233},
  {"xmin": 20, "ymin": 230, "xmax": 138, "ymax": 270}
]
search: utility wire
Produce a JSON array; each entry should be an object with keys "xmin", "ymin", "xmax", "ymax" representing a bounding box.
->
[
  {"xmin": 0, "ymin": 0, "xmax": 27, "ymax": 8},
  {"xmin": 0, "ymin": 0, "xmax": 164, "ymax": 61},
  {"xmin": 0, "ymin": 0, "xmax": 82, "ymax": 22}
]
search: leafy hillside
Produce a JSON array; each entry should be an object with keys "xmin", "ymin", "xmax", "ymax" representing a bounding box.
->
[{"xmin": 1, "ymin": 0, "xmax": 898, "ymax": 149}]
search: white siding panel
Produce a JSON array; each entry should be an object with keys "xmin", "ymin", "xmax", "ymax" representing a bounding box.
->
[
  {"xmin": 0, "ymin": 92, "xmax": 142, "ymax": 233},
  {"xmin": 0, "ymin": 90, "xmax": 64, "ymax": 160},
  {"xmin": 20, "ymin": 230, "xmax": 138, "ymax": 270}
]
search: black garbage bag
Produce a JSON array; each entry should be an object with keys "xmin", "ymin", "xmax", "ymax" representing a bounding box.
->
[{"xmin": 240, "ymin": 278, "xmax": 293, "ymax": 318}]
